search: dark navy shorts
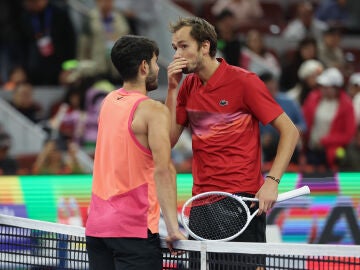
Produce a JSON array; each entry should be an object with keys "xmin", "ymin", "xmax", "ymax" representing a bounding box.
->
[{"xmin": 86, "ymin": 230, "xmax": 162, "ymax": 270}]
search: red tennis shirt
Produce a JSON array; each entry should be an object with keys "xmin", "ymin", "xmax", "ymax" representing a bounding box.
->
[{"xmin": 176, "ymin": 58, "xmax": 283, "ymax": 195}]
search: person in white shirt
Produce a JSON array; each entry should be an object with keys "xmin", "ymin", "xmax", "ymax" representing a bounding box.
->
[{"xmin": 283, "ymin": 1, "xmax": 328, "ymax": 43}]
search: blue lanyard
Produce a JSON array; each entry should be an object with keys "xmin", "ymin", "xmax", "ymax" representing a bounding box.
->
[{"xmin": 31, "ymin": 6, "xmax": 52, "ymax": 38}]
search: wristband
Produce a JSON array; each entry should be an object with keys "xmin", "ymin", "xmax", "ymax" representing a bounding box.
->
[{"xmin": 265, "ymin": 175, "xmax": 280, "ymax": 184}]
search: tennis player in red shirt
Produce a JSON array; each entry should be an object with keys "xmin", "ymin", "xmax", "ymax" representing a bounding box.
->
[{"xmin": 166, "ymin": 17, "xmax": 300, "ymax": 245}]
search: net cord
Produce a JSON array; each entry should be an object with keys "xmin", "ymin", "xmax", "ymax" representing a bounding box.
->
[{"xmin": 0, "ymin": 214, "xmax": 84, "ymax": 237}]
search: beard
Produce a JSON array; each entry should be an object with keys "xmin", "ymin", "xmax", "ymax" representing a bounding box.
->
[
  {"xmin": 145, "ymin": 67, "xmax": 158, "ymax": 92},
  {"xmin": 182, "ymin": 67, "xmax": 191, "ymax": 74}
]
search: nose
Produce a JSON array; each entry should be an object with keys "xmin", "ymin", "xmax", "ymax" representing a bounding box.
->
[{"xmin": 174, "ymin": 49, "xmax": 182, "ymax": 59}]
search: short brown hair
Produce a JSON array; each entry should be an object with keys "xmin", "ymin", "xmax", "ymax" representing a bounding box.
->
[{"xmin": 169, "ymin": 17, "xmax": 217, "ymax": 58}]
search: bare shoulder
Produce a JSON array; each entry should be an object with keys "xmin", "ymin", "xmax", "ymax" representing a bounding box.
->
[
  {"xmin": 132, "ymin": 99, "xmax": 170, "ymax": 138},
  {"xmin": 138, "ymin": 99, "xmax": 170, "ymax": 119}
]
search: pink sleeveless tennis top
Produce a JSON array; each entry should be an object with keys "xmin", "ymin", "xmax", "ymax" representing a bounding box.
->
[{"xmin": 85, "ymin": 89, "xmax": 159, "ymax": 238}]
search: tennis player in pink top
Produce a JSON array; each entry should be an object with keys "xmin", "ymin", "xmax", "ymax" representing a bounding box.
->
[{"xmin": 85, "ymin": 35, "xmax": 186, "ymax": 270}]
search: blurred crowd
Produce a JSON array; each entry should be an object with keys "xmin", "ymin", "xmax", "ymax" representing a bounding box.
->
[{"xmin": 1, "ymin": 0, "xmax": 360, "ymax": 176}]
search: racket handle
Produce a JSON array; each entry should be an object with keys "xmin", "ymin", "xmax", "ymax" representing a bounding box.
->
[{"xmin": 276, "ymin": 186, "xmax": 310, "ymax": 202}]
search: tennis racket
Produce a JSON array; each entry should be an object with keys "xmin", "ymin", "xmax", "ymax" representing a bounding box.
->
[{"xmin": 181, "ymin": 185, "xmax": 310, "ymax": 241}]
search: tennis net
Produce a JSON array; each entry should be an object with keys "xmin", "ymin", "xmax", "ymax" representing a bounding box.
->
[{"xmin": 1, "ymin": 214, "xmax": 360, "ymax": 270}]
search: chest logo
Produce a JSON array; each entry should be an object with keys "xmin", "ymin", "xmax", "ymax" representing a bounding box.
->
[{"xmin": 219, "ymin": 99, "xmax": 229, "ymax": 106}]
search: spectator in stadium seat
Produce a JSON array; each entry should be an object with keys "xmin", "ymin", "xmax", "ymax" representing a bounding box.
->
[
  {"xmin": 302, "ymin": 67, "xmax": 356, "ymax": 171},
  {"xmin": 82, "ymin": 80, "xmax": 114, "ymax": 154},
  {"xmin": 78, "ymin": 0, "xmax": 130, "ymax": 85},
  {"xmin": 32, "ymin": 139, "xmax": 84, "ymax": 175},
  {"xmin": 9, "ymin": 82, "xmax": 43, "ymax": 123},
  {"xmin": 114, "ymin": 0, "xmax": 157, "ymax": 35},
  {"xmin": 211, "ymin": 0, "xmax": 263, "ymax": 29},
  {"xmin": 0, "ymin": 131, "xmax": 18, "ymax": 175},
  {"xmin": 280, "ymin": 37, "xmax": 319, "ymax": 91},
  {"xmin": 2, "ymin": 66, "xmax": 28, "ymax": 92},
  {"xmin": 19, "ymin": 0, "xmax": 77, "ymax": 85},
  {"xmin": 48, "ymin": 87, "xmax": 87, "ymax": 147},
  {"xmin": 0, "ymin": 0, "xmax": 24, "ymax": 85},
  {"xmin": 315, "ymin": 0, "xmax": 350, "ymax": 28},
  {"xmin": 282, "ymin": 1, "xmax": 328, "ymax": 43},
  {"xmin": 240, "ymin": 29, "xmax": 281, "ymax": 78},
  {"xmin": 317, "ymin": 26, "xmax": 346, "ymax": 69},
  {"xmin": 214, "ymin": 9, "xmax": 243, "ymax": 67},
  {"xmin": 259, "ymin": 72, "xmax": 307, "ymax": 164},
  {"xmin": 287, "ymin": 59, "xmax": 324, "ymax": 105}
]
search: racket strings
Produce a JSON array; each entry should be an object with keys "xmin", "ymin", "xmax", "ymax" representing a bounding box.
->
[{"xmin": 185, "ymin": 194, "xmax": 248, "ymax": 240}]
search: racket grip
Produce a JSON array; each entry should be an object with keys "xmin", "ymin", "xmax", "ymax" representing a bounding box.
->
[{"xmin": 276, "ymin": 186, "xmax": 310, "ymax": 202}]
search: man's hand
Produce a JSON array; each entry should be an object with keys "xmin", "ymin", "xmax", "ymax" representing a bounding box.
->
[
  {"xmin": 166, "ymin": 230, "xmax": 187, "ymax": 255},
  {"xmin": 167, "ymin": 58, "xmax": 187, "ymax": 90},
  {"xmin": 252, "ymin": 179, "xmax": 279, "ymax": 215}
]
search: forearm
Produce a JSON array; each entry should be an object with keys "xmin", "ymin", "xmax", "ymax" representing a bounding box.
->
[
  {"xmin": 154, "ymin": 165, "xmax": 180, "ymax": 237},
  {"xmin": 268, "ymin": 124, "xmax": 299, "ymax": 178}
]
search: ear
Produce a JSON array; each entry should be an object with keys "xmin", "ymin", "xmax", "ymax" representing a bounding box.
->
[
  {"xmin": 201, "ymin": 40, "xmax": 211, "ymax": 56},
  {"xmin": 139, "ymin": 60, "xmax": 148, "ymax": 76}
]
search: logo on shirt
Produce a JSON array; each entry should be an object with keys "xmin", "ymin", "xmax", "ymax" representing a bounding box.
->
[{"xmin": 219, "ymin": 99, "xmax": 228, "ymax": 106}]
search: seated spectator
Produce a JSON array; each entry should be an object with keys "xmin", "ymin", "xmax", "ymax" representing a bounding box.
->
[
  {"xmin": 32, "ymin": 139, "xmax": 84, "ymax": 174},
  {"xmin": 9, "ymin": 82, "xmax": 43, "ymax": 123},
  {"xmin": 315, "ymin": 0, "xmax": 350, "ymax": 28},
  {"xmin": 114, "ymin": 0, "xmax": 157, "ymax": 35},
  {"xmin": 20, "ymin": 0, "xmax": 76, "ymax": 85},
  {"xmin": 78, "ymin": 0, "xmax": 130, "ymax": 85},
  {"xmin": 347, "ymin": 72, "xmax": 360, "ymax": 125},
  {"xmin": 280, "ymin": 37, "xmax": 319, "ymax": 91},
  {"xmin": 302, "ymin": 67, "xmax": 356, "ymax": 171},
  {"xmin": 240, "ymin": 29, "xmax": 280, "ymax": 78},
  {"xmin": 259, "ymin": 72, "xmax": 307, "ymax": 164},
  {"xmin": 317, "ymin": 26, "xmax": 346, "ymax": 69},
  {"xmin": 48, "ymin": 87, "xmax": 87, "ymax": 146},
  {"xmin": 338, "ymin": 126, "xmax": 360, "ymax": 171},
  {"xmin": 83, "ymin": 80, "xmax": 114, "ymax": 154},
  {"xmin": 211, "ymin": 0, "xmax": 263, "ymax": 29},
  {"xmin": 0, "ymin": 1, "xmax": 24, "ymax": 85},
  {"xmin": 2, "ymin": 66, "xmax": 28, "ymax": 92},
  {"xmin": 214, "ymin": 9, "xmax": 243, "ymax": 67},
  {"xmin": 287, "ymin": 59, "xmax": 324, "ymax": 105},
  {"xmin": 0, "ymin": 131, "xmax": 18, "ymax": 175},
  {"xmin": 282, "ymin": 1, "xmax": 328, "ymax": 43}
]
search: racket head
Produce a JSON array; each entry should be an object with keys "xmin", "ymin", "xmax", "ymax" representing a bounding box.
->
[{"xmin": 181, "ymin": 191, "xmax": 253, "ymax": 241}]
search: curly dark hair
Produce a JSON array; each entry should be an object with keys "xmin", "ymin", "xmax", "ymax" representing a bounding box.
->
[{"xmin": 110, "ymin": 35, "xmax": 159, "ymax": 81}]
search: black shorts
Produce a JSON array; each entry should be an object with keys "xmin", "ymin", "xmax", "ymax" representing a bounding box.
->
[
  {"xmin": 86, "ymin": 230, "xmax": 162, "ymax": 270},
  {"xmin": 230, "ymin": 192, "xmax": 266, "ymax": 243}
]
